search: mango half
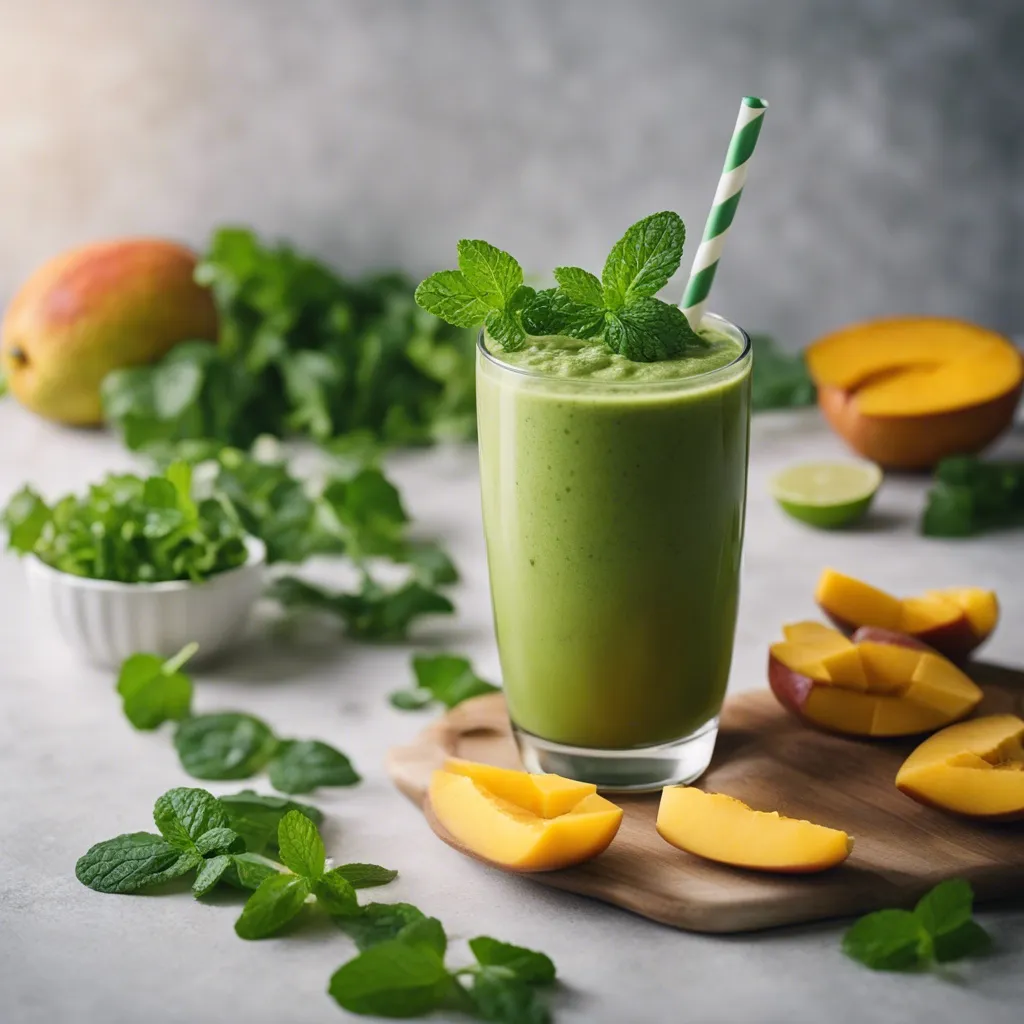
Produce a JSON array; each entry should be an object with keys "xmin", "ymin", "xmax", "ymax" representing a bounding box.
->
[{"xmin": 428, "ymin": 759, "xmax": 623, "ymax": 872}]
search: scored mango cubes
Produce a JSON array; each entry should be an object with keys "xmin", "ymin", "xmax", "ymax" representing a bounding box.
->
[{"xmin": 429, "ymin": 758, "xmax": 623, "ymax": 872}]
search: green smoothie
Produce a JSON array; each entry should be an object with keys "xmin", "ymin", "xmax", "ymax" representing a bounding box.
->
[{"xmin": 477, "ymin": 318, "xmax": 751, "ymax": 751}]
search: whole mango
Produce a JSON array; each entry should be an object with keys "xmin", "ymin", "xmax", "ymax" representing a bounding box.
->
[{"xmin": 1, "ymin": 239, "xmax": 218, "ymax": 426}]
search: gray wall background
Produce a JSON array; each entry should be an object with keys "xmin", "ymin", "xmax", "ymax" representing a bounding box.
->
[{"xmin": 1, "ymin": 0, "xmax": 1021, "ymax": 347}]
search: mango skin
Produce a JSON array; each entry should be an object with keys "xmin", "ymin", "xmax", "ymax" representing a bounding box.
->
[{"xmin": 1, "ymin": 239, "xmax": 218, "ymax": 426}]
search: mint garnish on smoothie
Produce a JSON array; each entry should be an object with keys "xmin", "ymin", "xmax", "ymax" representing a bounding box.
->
[{"xmin": 415, "ymin": 211, "xmax": 707, "ymax": 362}]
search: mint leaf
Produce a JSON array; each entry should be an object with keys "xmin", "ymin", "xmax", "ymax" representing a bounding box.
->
[
  {"xmin": 192, "ymin": 854, "xmax": 234, "ymax": 897},
  {"xmin": 75, "ymin": 832, "xmax": 195, "ymax": 894},
  {"xmin": 333, "ymin": 863, "xmax": 399, "ymax": 889},
  {"xmin": 604, "ymin": 297, "xmax": 703, "ymax": 362},
  {"xmin": 116, "ymin": 644, "xmax": 196, "ymax": 730},
  {"xmin": 399, "ymin": 916, "xmax": 447, "ymax": 958},
  {"xmin": 174, "ymin": 713, "xmax": 279, "ymax": 780},
  {"xmin": 1, "ymin": 487, "xmax": 51, "ymax": 552},
  {"xmin": 268, "ymin": 739, "xmax": 360, "ymax": 794},
  {"xmin": 842, "ymin": 909, "xmax": 928, "ymax": 971},
  {"xmin": 234, "ymin": 873, "xmax": 311, "ymax": 940},
  {"xmin": 328, "ymin": 939, "xmax": 453, "ymax": 1017},
  {"xmin": 391, "ymin": 653, "xmax": 499, "ymax": 712},
  {"xmin": 194, "ymin": 827, "xmax": 244, "ymax": 857},
  {"xmin": 276, "ymin": 810, "xmax": 325, "ymax": 880},
  {"xmin": 153, "ymin": 787, "xmax": 230, "ymax": 851},
  {"xmin": 553, "ymin": 266, "xmax": 603, "ymax": 307},
  {"xmin": 1, "ymin": 466, "xmax": 249, "ymax": 583},
  {"xmin": 404, "ymin": 541, "xmax": 459, "ymax": 588},
  {"xmin": 218, "ymin": 790, "xmax": 323, "ymax": 854},
  {"xmin": 601, "ymin": 211, "xmax": 685, "ymax": 310},
  {"xmin": 458, "ymin": 240, "xmax": 524, "ymax": 310},
  {"xmin": 335, "ymin": 902, "xmax": 427, "ymax": 950},
  {"xmin": 913, "ymin": 879, "xmax": 974, "ymax": 939},
  {"xmin": 469, "ymin": 972, "xmax": 550, "ymax": 1024},
  {"xmin": 750, "ymin": 335, "xmax": 816, "ymax": 412},
  {"xmin": 519, "ymin": 289, "xmax": 605, "ymax": 340},
  {"xmin": 315, "ymin": 869, "xmax": 360, "ymax": 916},
  {"xmin": 414, "ymin": 270, "xmax": 491, "ymax": 329},
  {"xmin": 921, "ymin": 458, "xmax": 1024, "ymax": 538},
  {"xmin": 269, "ymin": 575, "xmax": 454, "ymax": 641},
  {"xmin": 227, "ymin": 851, "xmax": 283, "ymax": 890},
  {"xmin": 484, "ymin": 285, "xmax": 538, "ymax": 352},
  {"xmin": 933, "ymin": 920, "xmax": 992, "ymax": 963},
  {"xmin": 469, "ymin": 937, "xmax": 556, "ymax": 985}
]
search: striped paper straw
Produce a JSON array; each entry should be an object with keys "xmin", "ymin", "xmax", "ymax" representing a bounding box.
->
[{"xmin": 681, "ymin": 96, "xmax": 768, "ymax": 330}]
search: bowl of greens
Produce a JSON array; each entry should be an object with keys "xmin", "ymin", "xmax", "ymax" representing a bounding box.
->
[{"xmin": 2, "ymin": 462, "xmax": 266, "ymax": 667}]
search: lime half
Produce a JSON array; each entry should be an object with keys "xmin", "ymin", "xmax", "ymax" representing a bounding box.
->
[{"xmin": 770, "ymin": 461, "xmax": 882, "ymax": 528}]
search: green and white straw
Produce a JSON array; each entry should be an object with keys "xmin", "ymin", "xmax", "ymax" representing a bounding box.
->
[{"xmin": 681, "ymin": 96, "xmax": 768, "ymax": 330}]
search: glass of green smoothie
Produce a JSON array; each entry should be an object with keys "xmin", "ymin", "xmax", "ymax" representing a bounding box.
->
[{"xmin": 416, "ymin": 212, "xmax": 752, "ymax": 789}]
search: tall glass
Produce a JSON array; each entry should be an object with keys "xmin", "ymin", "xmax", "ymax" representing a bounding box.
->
[{"xmin": 477, "ymin": 314, "xmax": 752, "ymax": 790}]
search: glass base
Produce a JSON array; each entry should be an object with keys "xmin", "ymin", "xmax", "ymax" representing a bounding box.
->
[{"xmin": 513, "ymin": 717, "xmax": 719, "ymax": 792}]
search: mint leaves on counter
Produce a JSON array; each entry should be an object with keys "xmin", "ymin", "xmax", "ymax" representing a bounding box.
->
[
  {"xmin": 330, "ymin": 911, "xmax": 557, "ymax": 1022},
  {"xmin": 173, "ymin": 711, "xmax": 359, "ymax": 794},
  {"xmin": 236, "ymin": 810, "xmax": 364, "ymax": 939},
  {"xmin": 76, "ymin": 787, "xmax": 245, "ymax": 895},
  {"xmin": 102, "ymin": 228, "xmax": 477, "ymax": 451},
  {"xmin": 390, "ymin": 653, "xmax": 499, "ymax": 711},
  {"xmin": 1, "ymin": 462, "xmax": 249, "ymax": 583},
  {"xmin": 921, "ymin": 457, "xmax": 1024, "ymax": 538},
  {"xmin": 842, "ymin": 879, "xmax": 991, "ymax": 971},
  {"xmin": 217, "ymin": 789, "xmax": 323, "ymax": 855},
  {"xmin": 416, "ymin": 211, "xmax": 706, "ymax": 362},
  {"xmin": 116, "ymin": 642, "xmax": 198, "ymax": 729},
  {"xmin": 750, "ymin": 335, "xmax": 817, "ymax": 412}
]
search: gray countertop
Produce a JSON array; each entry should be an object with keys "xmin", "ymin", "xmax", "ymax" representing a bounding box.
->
[{"xmin": 1, "ymin": 400, "xmax": 1022, "ymax": 1024}]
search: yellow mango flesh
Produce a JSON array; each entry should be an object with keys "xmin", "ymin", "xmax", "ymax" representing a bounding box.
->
[
  {"xmin": 772, "ymin": 623, "xmax": 982, "ymax": 737},
  {"xmin": 927, "ymin": 587, "xmax": 999, "ymax": 638},
  {"xmin": 805, "ymin": 318, "xmax": 1023, "ymax": 416},
  {"xmin": 896, "ymin": 715, "xmax": 1024, "ymax": 819},
  {"xmin": 429, "ymin": 770, "xmax": 622, "ymax": 871},
  {"xmin": 443, "ymin": 757, "xmax": 596, "ymax": 818},
  {"xmin": 816, "ymin": 569, "xmax": 903, "ymax": 630},
  {"xmin": 657, "ymin": 788, "xmax": 852, "ymax": 874}
]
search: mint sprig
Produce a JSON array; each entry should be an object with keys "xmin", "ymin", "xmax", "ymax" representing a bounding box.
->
[
  {"xmin": 415, "ymin": 211, "xmax": 707, "ymax": 362},
  {"xmin": 329, "ymin": 912, "xmax": 557, "ymax": 1022},
  {"xmin": 842, "ymin": 879, "xmax": 991, "ymax": 971},
  {"xmin": 390, "ymin": 653, "xmax": 500, "ymax": 711},
  {"xmin": 116, "ymin": 642, "xmax": 197, "ymax": 730}
]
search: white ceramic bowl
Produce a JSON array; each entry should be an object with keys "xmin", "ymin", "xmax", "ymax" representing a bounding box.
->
[{"xmin": 24, "ymin": 536, "xmax": 267, "ymax": 668}]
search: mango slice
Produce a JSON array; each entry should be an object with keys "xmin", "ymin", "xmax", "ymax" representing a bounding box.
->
[
  {"xmin": 429, "ymin": 765, "xmax": 622, "ymax": 872},
  {"xmin": 896, "ymin": 715, "xmax": 1024, "ymax": 820},
  {"xmin": 657, "ymin": 787, "xmax": 852, "ymax": 874},
  {"xmin": 806, "ymin": 318, "xmax": 1022, "ymax": 468},
  {"xmin": 443, "ymin": 757, "xmax": 596, "ymax": 818},
  {"xmin": 816, "ymin": 568, "xmax": 998, "ymax": 660},
  {"xmin": 769, "ymin": 622, "xmax": 982, "ymax": 737}
]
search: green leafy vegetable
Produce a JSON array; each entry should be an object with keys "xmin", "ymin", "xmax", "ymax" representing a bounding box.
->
[
  {"xmin": 102, "ymin": 228, "xmax": 477, "ymax": 450},
  {"xmin": 1, "ymin": 463, "xmax": 249, "ymax": 583},
  {"xmin": 234, "ymin": 873, "xmax": 312, "ymax": 940},
  {"xmin": 76, "ymin": 787, "xmax": 253, "ymax": 896},
  {"xmin": 329, "ymin": 914, "xmax": 558, "ymax": 1022},
  {"xmin": 218, "ymin": 790, "xmax": 323, "ymax": 854},
  {"xmin": 921, "ymin": 457, "xmax": 1024, "ymax": 537},
  {"xmin": 842, "ymin": 879, "xmax": 991, "ymax": 971},
  {"xmin": 335, "ymin": 902, "xmax": 428, "ymax": 950},
  {"xmin": 749, "ymin": 335, "xmax": 816, "ymax": 412},
  {"xmin": 173, "ymin": 712, "xmax": 360, "ymax": 795},
  {"xmin": 269, "ymin": 575, "xmax": 454, "ymax": 642},
  {"xmin": 269, "ymin": 739, "xmax": 361, "ymax": 794},
  {"xmin": 417, "ymin": 211, "xmax": 707, "ymax": 363},
  {"xmin": 234, "ymin": 810, "xmax": 370, "ymax": 939},
  {"xmin": 115, "ymin": 642, "xmax": 197, "ymax": 730},
  {"xmin": 329, "ymin": 938, "xmax": 455, "ymax": 1017},
  {"xmin": 391, "ymin": 653, "xmax": 499, "ymax": 711},
  {"xmin": 333, "ymin": 864, "xmax": 400, "ymax": 889},
  {"xmin": 174, "ymin": 713, "xmax": 280, "ymax": 780}
]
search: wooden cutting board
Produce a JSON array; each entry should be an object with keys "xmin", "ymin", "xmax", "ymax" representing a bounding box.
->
[{"xmin": 387, "ymin": 662, "xmax": 1024, "ymax": 933}]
